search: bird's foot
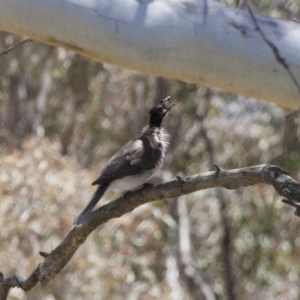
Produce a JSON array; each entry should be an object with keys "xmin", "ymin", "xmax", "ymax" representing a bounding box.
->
[
  {"xmin": 142, "ymin": 182, "xmax": 154, "ymax": 189},
  {"xmin": 123, "ymin": 183, "xmax": 154, "ymax": 199},
  {"xmin": 176, "ymin": 175, "xmax": 186, "ymax": 183},
  {"xmin": 124, "ymin": 190, "xmax": 134, "ymax": 200},
  {"xmin": 138, "ymin": 183, "xmax": 154, "ymax": 195}
]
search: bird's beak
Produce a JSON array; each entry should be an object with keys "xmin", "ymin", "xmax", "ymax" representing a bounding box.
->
[
  {"xmin": 160, "ymin": 96, "xmax": 175, "ymax": 116},
  {"xmin": 161, "ymin": 96, "xmax": 172, "ymax": 103}
]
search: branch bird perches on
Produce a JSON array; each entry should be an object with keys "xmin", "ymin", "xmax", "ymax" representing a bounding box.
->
[{"xmin": 1, "ymin": 164, "xmax": 300, "ymax": 300}]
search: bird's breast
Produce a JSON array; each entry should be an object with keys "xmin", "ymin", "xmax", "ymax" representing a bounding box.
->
[{"xmin": 105, "ymin": 167, "xmax": 160, "ymax": 197}]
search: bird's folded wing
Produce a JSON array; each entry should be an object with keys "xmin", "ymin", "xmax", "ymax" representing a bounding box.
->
[{"xmin": 91, "ymin": 138, "xmax": 161, "ymax": 186}]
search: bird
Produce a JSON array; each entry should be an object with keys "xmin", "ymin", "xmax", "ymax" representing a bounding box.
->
[{"xmin": 73, "ymin": 96, "xmax": 174, "ymax": 225}]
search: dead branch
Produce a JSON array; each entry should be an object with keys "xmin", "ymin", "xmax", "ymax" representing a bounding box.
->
[
  {"xmin": 0, "ymin": 39, "xmax": 32, "ymax": 57},
  {"xmin": 1, "ymin": 164, "xmax": 300, "ymax": 300}
]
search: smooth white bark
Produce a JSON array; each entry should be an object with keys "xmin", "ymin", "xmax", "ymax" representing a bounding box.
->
[{"xmin": 0, "ymin": 0, "xmax": 300, "ymax": 110}]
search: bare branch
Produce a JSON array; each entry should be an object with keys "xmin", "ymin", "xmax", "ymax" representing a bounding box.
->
[
  {"xmin": 0, "ymin": 39, "xmax": 32, "ymax": 57},
  {"xmin": 1, "ymin": 164, "xmax": 300, "ymax": 299}
]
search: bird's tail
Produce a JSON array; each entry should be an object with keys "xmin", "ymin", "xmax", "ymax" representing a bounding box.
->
[{"xmin": 73, "ymin": 182, "xmax": 109, "ymax": 225}]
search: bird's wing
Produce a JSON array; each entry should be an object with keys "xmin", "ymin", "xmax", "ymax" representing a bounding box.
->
[{"xmin": 92, "ymin": 136, "xmax": 162, "ymax": 186}]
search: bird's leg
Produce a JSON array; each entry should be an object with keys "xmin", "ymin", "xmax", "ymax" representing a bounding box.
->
[
  {"xmin": 176, "ymin": 175, "xmax": 187, "ymax": 183},
  {"xmin": 142, "ymin": 182, "xmax": 154, "ymax": 189},
  {"xmin": 138, "ymin": 183, "xmax": 154, "ymax": 196},
  {"xmin": 123, "ymin": 183, "xmax": 154, "ymax": 199},
  {"xmin": 123, "ymin": 190, "xmax": 135, "ymax": 200}
]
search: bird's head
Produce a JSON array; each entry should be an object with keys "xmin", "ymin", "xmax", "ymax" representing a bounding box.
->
[{"xmin": 149, "ymin": 96, "xmax": 175, "ymax": 128}]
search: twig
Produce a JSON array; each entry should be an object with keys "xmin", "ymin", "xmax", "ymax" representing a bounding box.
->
[
  {"xmin": 213, "ymin": 163, "xmax": 222, "ymax": 172},
  {"xmin": 1, "ymin": 164, "xmax": 300, "ymax": 299},
  {"xmin": 0, "ymin": 39, "xmax": 32, "ymax": 57}
]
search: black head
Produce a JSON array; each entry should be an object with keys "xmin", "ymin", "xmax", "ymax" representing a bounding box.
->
[{"xmin": 149, "ymin": 96, "xmax": 174, "ymax": 128}]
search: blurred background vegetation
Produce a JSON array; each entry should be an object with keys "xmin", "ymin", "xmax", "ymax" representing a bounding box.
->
[{"xmin": 1, "ymin": 1, "xmax": 300, "ymax": 299}]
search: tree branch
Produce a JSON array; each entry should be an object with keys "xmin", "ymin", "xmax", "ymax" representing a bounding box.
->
[
  {"xmin": 0, "ymin": 39, "xmax": 32, "ymax": 57},
  {"xmin": 1, "ymin": 164, "xmax": 300, "ymax": 299}
]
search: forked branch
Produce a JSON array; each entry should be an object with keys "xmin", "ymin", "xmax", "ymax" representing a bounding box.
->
[{"xmin": 1, "ymin": 164, "xmax": 300, "ymax": 300}]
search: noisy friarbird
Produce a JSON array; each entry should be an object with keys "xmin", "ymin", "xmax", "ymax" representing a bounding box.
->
[{"xmin": 73, "ymin": 96, "xmax": 174, "ymax": 225}]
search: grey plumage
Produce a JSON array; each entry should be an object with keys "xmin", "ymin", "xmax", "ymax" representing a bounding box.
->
[{"xmin": 73, "ymin": 97, "xmax": 174, "ymax": 225}]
